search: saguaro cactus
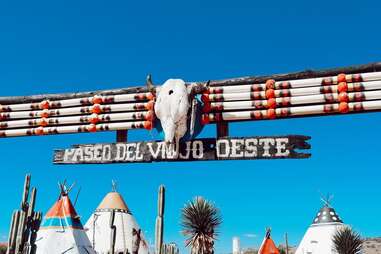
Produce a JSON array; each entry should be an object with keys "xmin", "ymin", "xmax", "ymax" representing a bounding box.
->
[
  {"xmin": 155, "ymin": 185, "xmax": 165, "ymax": 254},
  {"xmin": 29, "ymin": 212, "xmax": 42, "ymax": 254},
  {"xmin": 6, "ymin": 211, "xmax": 20, "ymax": 254},
  {"xmin": 162, "ymin": 243, "xmax": 179, "ymax": 254},
  {"xmin": 14, "ymin": 211, "xmax": 27, "ymax": 254},
  {"xmin": 6, "ymin": 175, "xmax": 42, "ymax": 254}
]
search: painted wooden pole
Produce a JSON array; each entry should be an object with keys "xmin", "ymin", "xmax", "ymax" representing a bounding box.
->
[
  {"xmin": 0, "ymin": 111, "xmax": 154, "ymax": 129},
  {"xmin": 155, "ymin": 185, "xmax": 165, "ymax": 254},
  {"xmin": 0, "ymin": 121, "xmax": 153, "ymax": 137},
  {"xmin": 207, "ymin": 71, "xmax": 381, "ymax": 93},
  {"xmin": 204, "ymin": 62, "xmax": 381, "ymax": 87},
  {"xmin": 0, "ymin": 92, "xmax": 154, "ymax": 112},
  {"xmin": 202, "ymin": 80, "xmax": 381, "ymax": 103},
  {"xmin": 203, "ymin": 90, "xmax": 381, "ymax": 113},
  {"xmin": 0, "ymin": 101, "xmax": 154, "ymax": 120},
  {"xmin": 202, "ymin": 100, "xmax": 381, "ymax": 123}
]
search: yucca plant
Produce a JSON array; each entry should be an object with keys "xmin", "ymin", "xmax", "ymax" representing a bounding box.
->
[
  {"xmin": 332, "ymin": 227, "xmax": 363, "ymax": 254},
  {"xmin": 181, "ymin": 197, "xmax": 222, "ymax": 254}
]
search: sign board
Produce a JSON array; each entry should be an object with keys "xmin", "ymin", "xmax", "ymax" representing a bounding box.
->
[{"xmin": 53, "ymin": 135, "xmax": 311, "ymax": 164}]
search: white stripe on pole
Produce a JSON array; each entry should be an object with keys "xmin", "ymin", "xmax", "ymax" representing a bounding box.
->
[
  {"xmin": 204, "ymin": 100, "xmax": 381, "ymax": 122},
  {"xmin": 0, "ymin": 102, "xmax": 153, "ymax": 120},
  {"xmin": 0, "ymin": 92, "xmax": 153, "ymax": 112},
  {"xmin": 0, "ymin": 111, "xmax": 153, "ymax": 129}
]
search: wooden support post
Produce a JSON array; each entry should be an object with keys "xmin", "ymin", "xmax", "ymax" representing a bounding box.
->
[
  {"xmin": 216, "ymin": 122, "xmax": 229, "ymax": 138},
  {"xmin": 116, "ymin": 130, "xmax": 128, "ymax": 143}
]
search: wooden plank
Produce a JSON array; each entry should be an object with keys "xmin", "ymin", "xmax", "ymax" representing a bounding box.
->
[
  {"xmin": 216, "ymin": 122, "xmax": 229, "ymax": 138},
  {"xmin": 53, "ymin": 135, "xmax": 311, "ymax": 164}
]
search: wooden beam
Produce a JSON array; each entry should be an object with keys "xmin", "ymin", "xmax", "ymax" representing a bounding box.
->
[
  {"xmin": 116, "ymin": 130, "xmax": 128, "ymax": 143},
  {"xmin": 1, "ymin": 62, "xmax": 381, "ymax": 104}
]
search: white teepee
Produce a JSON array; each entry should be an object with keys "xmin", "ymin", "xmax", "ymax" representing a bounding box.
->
[
  {"xmin": 295, "ymin": 197, "xmax": 345, "ymax": 254},
  {"xmin": 35, "ymin": 185, "xmax": 96, "ymax": 254},
  {"xmin": 85, "ymin": 183, "xmax": 149, "ymax": 254}
]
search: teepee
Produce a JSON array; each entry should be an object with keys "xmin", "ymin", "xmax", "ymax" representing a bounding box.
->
[
  {"xmin": 258, "ymin": 229, "xmax": 280, "ymax": 254},
  {"xmin": 295, "ymin": 196, "xmax": 345, "ymax": 254},
  {"xmin": 85, "ymin": 182, "xmax": 149, "ymax": 254},
  {"xmin": 35, "ymin": 183, "xmax": 96, "ymax": 254}
]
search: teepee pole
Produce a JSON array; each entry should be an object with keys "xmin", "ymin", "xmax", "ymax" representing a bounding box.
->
[{"xmin": 109, "ymin": 210, "xmax": 116, "ymax": 254}]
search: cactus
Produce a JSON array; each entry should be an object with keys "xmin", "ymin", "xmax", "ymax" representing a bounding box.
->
[
  {"xmin": 29, "ymin": 212, "xmax": 42, "ymax": 254},
  {"xmin": 15, "ymin": 211, "xmax": 27, "ymax": 254},
  {"xmin": 109, "ymin": 210, "xmax": 116, "ymax": 254},
  {"xmin": 21, "ymin": 175, "xmax": 31, "ymax": 211},
  {"xmin": 161, "ymin": 243, "xmax": 179, "ymax": 254},
  {"xmin": 6, "ymin": 211, "xmax": 20, "ymax": 254},
  {"xmin": 155, "ymin": 185, "xmax": 165, "ymax": 254},
  {"xmin": 6, "ymin": 175, "xmax": 42, "ymax": 254}
]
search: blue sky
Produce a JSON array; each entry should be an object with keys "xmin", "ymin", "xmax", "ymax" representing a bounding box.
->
[{"xmin": 0, "ymin": 0, "xmax": 380, "ymax": 253}]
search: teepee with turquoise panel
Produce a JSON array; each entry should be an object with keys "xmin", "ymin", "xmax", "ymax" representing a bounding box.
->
[{"xmin": 35, "ymin": 183, "xmax": 96, "ymax": 254}]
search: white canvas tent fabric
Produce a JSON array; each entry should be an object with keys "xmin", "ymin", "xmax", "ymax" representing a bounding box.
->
[
  {"xmin": 295, "ymin": 204, "xmax": 345, "ymax": 254},
  {"xmin": 85, "ymin": 190, "xmax": 149, "ymax": 254},
  {"xmin": 35, "ymin": 191, "xmax": 96, "ymax": 254}
]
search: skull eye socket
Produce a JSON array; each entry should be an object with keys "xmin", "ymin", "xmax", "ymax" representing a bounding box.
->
[{"xmin": 169, "ymin": 90, "xmax": 174, "ymax": 95}]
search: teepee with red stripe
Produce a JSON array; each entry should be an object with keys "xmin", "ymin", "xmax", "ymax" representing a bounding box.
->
[
  {"xmin": 258, "ymin": 229, "xmax": 280, "ymax": 254},
  {"xmin": 35, "ymin": 183, "xmax": 96, "ymax": 254}
]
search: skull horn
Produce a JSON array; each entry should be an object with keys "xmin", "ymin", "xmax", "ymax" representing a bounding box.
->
[
  {"xmin": 146, "ymin": 74, "xmax": 156, "ymax": 93},
  {"xmin": 190, "ymin": 80, "xmax": 211, "ymax": 95}
]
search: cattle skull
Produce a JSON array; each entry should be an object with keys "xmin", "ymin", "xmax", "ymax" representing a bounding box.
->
[{"xmin": 146, "ymin": 76, "xmax": 208, "ymax": 146}]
